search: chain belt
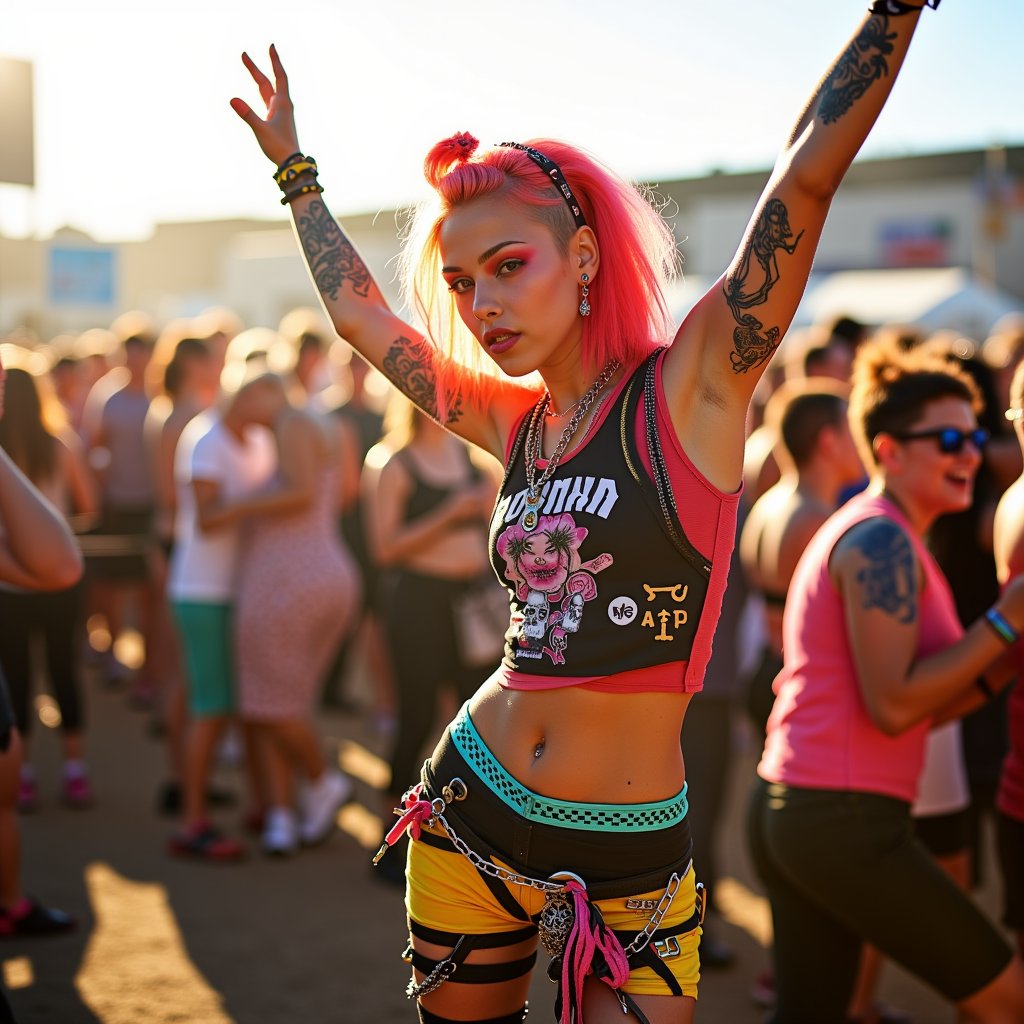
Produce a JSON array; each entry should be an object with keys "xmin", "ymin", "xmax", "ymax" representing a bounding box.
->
[{"xmin": 394, "ymin": 775, "xmax": 685, "ymax": 999}]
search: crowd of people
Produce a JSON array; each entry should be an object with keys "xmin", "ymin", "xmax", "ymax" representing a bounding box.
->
[{"xmin": 3, "ymin": 276, "xmax": 1024, "ymax": 1024}]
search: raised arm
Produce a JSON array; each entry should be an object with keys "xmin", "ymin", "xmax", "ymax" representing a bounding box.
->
[
  {"xmin": 664, "ymin": 1, "xmax": 936, "ymax": 491},
  {"xmin": 231, "ymin": 47, "xmax": 506, "ymax": 460}
]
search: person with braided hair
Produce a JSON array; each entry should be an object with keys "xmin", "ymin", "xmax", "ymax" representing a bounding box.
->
[{"xmin": 233, "ymin": 4, "xmax": 943, "ymax": 1021}]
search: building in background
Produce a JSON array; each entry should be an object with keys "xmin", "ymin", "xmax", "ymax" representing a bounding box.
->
[{"xmin": 0, "ymin": 145, "xmax": 1021, "ymax": 341}]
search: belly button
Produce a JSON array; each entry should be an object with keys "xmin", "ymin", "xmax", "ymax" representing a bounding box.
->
[{"xmin": 533, "ymin": 739, "xmax": 545, "ymax": 759}]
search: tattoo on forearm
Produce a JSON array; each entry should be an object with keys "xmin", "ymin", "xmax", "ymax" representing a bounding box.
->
[
  {"xmin": 817, "ymin": 15, "xmax": 896, "ymax": 125},
  {"xmin": 295, "ymin": 199, "xmax": 372, "ymax": 302},
  {"xmin": 723, "ymin": 198, "xmax": 804, "ymax": 374},
  {"xmin": 851, "ymin": 520, "xmax": 916, "ymax": 623},
  {"xmin": 381, "ymin": 336, "xmax": 464, "ymax": 426}
]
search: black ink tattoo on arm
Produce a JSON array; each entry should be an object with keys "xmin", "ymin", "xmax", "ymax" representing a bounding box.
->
[
  {"xmin": 722, "ymin": 198, "xmax": 804, "ymax": 374},
  {"xmin": 381, "ymin": 336, "xmax": 464, "ymax": 426},
  {"xmin": 817, "ymin": 15, "xmax": 896, "ymax": 125},
  {"xmin": 295, "ymin": 198, "xmax": 372, "ymax": 302},
  {"xmin": 850, "ymin": 519, "xmax": 917, "ymax": 624}
]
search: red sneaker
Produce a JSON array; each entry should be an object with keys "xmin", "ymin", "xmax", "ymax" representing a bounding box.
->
[
  {"xmin": 62, "ymin": 774, "xmax": 94, "ymax": 810},
  {"xmin": 168, "ymin": 822, "xmax": 246, "ymax": 861},
  {"xmin": 0, "ymin": 899, "xmax": 75, "ymax": 938},
  {"xmin": 17, "ymin": 777, "xmax": 38, "ymax": 814}
]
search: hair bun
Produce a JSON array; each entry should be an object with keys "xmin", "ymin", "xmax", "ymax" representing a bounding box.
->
[{"xmin": 424, "ymin": 132, "xmax": 479, "ymax": 186}]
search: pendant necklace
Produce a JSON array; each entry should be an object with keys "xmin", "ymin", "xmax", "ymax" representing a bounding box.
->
[{"xmin": 519, "ymin": 361, "xmax": 619, "ymax": 532}]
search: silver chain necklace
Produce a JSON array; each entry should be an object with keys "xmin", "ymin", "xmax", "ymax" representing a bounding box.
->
[
  {"xmin": 520, "ymin": 360, "xmax": 619, "ymax": 532},
  {"xmin": 544, "ymin": 395, "xmax": 583, "ymax": 420}
]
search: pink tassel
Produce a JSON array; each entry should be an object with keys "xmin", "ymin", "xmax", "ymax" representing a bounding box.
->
[
  {"xmin": 384, "ymin": 783, "xmax": 434, "ymax": 845},
  {"xmin": 558, "ymin": 880, "xmax": 630, "ymax": 1024}
]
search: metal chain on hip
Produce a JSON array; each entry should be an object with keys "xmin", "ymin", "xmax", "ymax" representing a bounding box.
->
[
  {"xmin": 520, "ymin": 360, "xmax": 620, "ymax": 532},
  {"xmin": 417, "ymin": 783, "xmax": 683, "ymax": 957}
]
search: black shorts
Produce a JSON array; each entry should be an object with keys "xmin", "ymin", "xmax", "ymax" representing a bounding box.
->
[
  {"xmin": 997, "ymin": 811, "xmax": 1024, "ymax": 931},
  {"xmin": 913, "ymin": 806, "xmax": 972, "ymax": 859},
  {"xmin": 85, "ymin": 505, "xmax": 155, "ymax": 581}
]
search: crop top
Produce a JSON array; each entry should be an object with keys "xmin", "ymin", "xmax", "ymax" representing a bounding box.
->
[
  {"xmin": 397, "ymin": 446, "xmax": 481, "ymax": 525},
  {"xmin": 486, "ymin": 350, "xmax": 739, "ymax": 695}
]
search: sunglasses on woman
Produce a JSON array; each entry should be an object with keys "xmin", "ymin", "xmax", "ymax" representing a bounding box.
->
[{"xmin": 891, "ymin": 427, "xmax": 990, "ymax": 454}]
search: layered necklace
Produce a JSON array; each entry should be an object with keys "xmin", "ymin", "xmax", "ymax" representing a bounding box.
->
[{"xmin": 520, "ymin": 361, "xmax": 620, "ymax": 532}]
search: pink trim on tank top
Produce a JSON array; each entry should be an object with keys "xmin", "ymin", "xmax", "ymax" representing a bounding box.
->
[{"xmin": 497, "ymin": 350, "xmax": 740, "ymax": 696}]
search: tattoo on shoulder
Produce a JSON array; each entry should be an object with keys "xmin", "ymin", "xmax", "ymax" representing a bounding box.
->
[
  {"xmin": 723, "ymin": 198, "xmax": 804, "ymax": 375},
  {"xmin": 295, "ymin": 199, "xmax": 372, "ymax": 302},
  {"xmin": 818, "ymin": 15, "xmax": 896, "ymax": 125},
  {"xmin": 381, "ymin": 336, "xmax": 464, "ymax": 426},
  {"xmin": 849, "ymin": 519, "xmax": 916, "ymax": 624}
]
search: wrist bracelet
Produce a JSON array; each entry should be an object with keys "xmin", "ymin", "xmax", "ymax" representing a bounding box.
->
[
  {"xmin": 273, "ymin": 157, "xmax": 318, "ymax": 187},
  {"xmin": 280, "ymin": 181, "xmax": 324, "ymax": 206},
  {"xmin": 984, "ymin": 606, "xmax": 1019, "ymax": 646},
  {"xmin": 975, "ymin": 676, "xmax": 996, "ymax": 700},
  {"xmin": 869, "ymin": 0, "xmax": 939, "ymax": 14},
  {"xmin": 274, "ymin": 152, "xmax": 304, "ymax": 175}
]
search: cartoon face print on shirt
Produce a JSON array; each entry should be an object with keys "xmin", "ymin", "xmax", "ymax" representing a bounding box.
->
[{"xmin": 495, "ymin": 512, "xmax": 612, "ymax": 664}]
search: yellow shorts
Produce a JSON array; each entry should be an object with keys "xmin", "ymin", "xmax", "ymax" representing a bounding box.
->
[{"xmin": 406, "ymin": 821, "xmax": 702, "ymax": 999}]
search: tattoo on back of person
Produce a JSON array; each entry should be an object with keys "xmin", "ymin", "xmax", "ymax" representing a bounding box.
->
[
  {"xmin": 295, "ymin": 199, "xmax": 372, "ymax": 302},
  {"xmin": 818, "ymin": 15, "xmax": 896, "ymax": 124},
  {"xmin": 723, "ymin": 198, "xmax": 804, "ymax": 374},
  {"xmin": 850, "ymin": 520, "xmax": 916, "ymax": 624},
  {"xmin": 381, "ymin": 336, "xmax": 464, "ymax": 426}
]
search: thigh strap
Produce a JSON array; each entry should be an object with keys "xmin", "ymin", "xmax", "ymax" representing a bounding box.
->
[
  {"xmin": 406, "ymin": 922, "xmax": 537, "ymax": 997},
  {"xmin": 418, "ymin": 1006, "xmax": 528, "ymax": 1024}
]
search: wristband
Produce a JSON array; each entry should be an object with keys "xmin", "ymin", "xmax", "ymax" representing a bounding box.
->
[
  {"xmin": 984, "ymin": 606, "xmax": 1020, "ymax": 646},
  {"xmin": 279, "ymin": 181, "xmax": 324, "ymax": 206},
  {"xmin": 274, "ymin": 152, "xmax": 304, "ymax": 175},
  {"xmin": 869, "ymin": 0, "xmax": 939, "ymax": 13}
]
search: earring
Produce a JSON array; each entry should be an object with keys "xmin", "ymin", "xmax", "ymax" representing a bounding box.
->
[{"xmin": 579, "ymin": 273, "xmax": 591, "ymax": 318}]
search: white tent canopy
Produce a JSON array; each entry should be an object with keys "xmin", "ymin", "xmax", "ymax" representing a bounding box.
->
[
  {"xmin": 665, "ymin": 268, "xmax": 1023, "ymax": 344},
  {"xmin": 792, "ymin": 267, "xmax": 1022, "ymax": 341}
]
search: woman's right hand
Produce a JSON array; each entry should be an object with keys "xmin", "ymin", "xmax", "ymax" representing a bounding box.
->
[{"xmin": 230, "ymin": 44, "xmax": 302, "ymax": 168}]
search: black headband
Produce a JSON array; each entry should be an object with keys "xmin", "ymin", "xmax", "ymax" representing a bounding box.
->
[{"xmin": 497, "ymin": 142, "xmax": 588, "ymax": 230}]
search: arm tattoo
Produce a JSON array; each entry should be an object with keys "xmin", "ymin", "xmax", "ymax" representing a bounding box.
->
[
  {"xmin": 850, "ymin": 519, "xmax": 917, "ymax": 624},
  {"xmin": 817, "ymin": 16, "xmax": 896, "ymax": 125},
  {"xmin": 723, "ymin": 198, "xmax": 804, "ymax": 374},
  {"xmin": 295, "ymin": 198, "xmax": 372, "ymax": 302},
  {"xmin": 381, "ymin": 336, "xmax": 464, "ymax": 426}
]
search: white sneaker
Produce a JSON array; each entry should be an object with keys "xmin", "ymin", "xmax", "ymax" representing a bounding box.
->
[
  {"xmin": 261, "ymin": 807, "xmax": 298, "ymax": 857},
  {"xmin": 299, "ymin": 771, "xmax": 352, "ymax": 846}
]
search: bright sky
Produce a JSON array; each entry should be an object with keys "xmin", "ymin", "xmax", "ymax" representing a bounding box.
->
[{"xmin": 1, "ymin": 0, "xmax": 1021, "ymax": 242}]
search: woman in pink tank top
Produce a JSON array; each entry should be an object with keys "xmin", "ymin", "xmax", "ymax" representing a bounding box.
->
[{"xmin": 752, "ymin": 337, "xmax": 1024, "ymax": 1022}]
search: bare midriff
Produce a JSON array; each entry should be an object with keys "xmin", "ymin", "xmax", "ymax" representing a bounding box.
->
[
  {"xmin": 467, "ymin": 676, "xmax": 691, "ymax": 805},
  {"xmin": 401, "ymin": 522, "xmax": 491, "ymax": 580}
]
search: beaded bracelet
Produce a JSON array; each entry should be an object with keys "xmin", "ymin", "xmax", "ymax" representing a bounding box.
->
[
  {"xmin": 279, "ymin": 180, "xmax": 324, "ymax": 206},
  {"xmin": 984, "ymin": 606, "xmax": 1019, "ymax": 646},
  {"xmin": 274, "ymin": 160, "xmax": 318, "ymax": 187},
  {"xmin": 869, "ymin": 0, "xmax": 939, "ymax": 13}
]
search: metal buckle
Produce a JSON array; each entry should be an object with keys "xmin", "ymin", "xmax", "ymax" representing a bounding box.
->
[
  {"xmin": 441, "ymin": 777, "xmax": 468, "ymax": 803},
  {"xmin": 652, "ymin": 936, "xmax": 682, "ymax": 960}
]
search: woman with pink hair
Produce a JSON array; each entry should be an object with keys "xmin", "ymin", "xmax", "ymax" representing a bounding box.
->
[{"xmin": 233, "ymin": 5, "xmax": 941, "ymax": 1021}]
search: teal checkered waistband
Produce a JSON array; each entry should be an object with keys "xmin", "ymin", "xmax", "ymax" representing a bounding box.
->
[{"xmin": 449, "ymin": 703, "xmax": 688, "ymax": 833}]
